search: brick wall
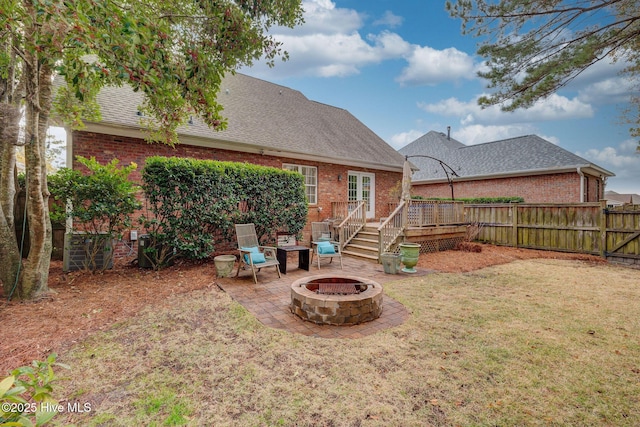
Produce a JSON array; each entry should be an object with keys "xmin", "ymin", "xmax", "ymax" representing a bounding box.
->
[
  {"xmin": 412, "ymin": 172, "xmax": 604, "ymax": 203},
  {"xmin": 72, "ymin": 131, "xmax": 402, "ymax": 253}
]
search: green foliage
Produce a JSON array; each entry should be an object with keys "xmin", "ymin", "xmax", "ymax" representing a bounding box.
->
[
  {"xmin": 446, "ymin": 0, "xmax": 640, "ymax": 145},
  {"xmin": 1, "ymin": 0, "xmax": 304, "ymax": 299},
  {"xmin": 141, "ymin": 157, "xmax": 308, "ymax": 260},
  {"xmin": 0, "ymin": 354, "xmax": 69, "ymax": 427},
  {"xmin": 417, "ymin": 196, "xmax": 524, "ymax": 204},
  {"xmin": 0, "ymin": 0, "xmax": 305, "ymax": 145},
  {"xmin": 49, "ymin": 156, "xmax": 141, "ymax": 271}
]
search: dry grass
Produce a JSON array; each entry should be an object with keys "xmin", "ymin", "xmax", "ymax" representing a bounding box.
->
[{"xmin": 54, "ymin": 259, "xmax": 640, "ymax": 426}]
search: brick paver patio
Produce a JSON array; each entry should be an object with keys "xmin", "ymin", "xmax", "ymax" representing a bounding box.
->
[{"xmin": 216, "ymin": 254, "xmax": 431, "ymax": 339}]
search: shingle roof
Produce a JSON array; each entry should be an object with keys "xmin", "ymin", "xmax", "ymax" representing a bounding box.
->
[
  {"xmin": 399, "ymin": 131, "xmax": 614, "ymax": 181},
  {"xmin": 604, "ymin": 191, "xmax": 640, "ymax": 204},
  {"xmin": 86, "ymin": 73, "xmax": 405, "ymax": 170}
]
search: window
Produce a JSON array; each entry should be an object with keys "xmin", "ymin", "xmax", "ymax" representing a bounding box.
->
[{"xmin": 283, "ymin": 164, "xmax": 317, "ymax": 204}]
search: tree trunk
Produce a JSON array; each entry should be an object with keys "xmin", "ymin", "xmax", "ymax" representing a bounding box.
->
[
  {"xmin": 17, "ymin": 19, "xmax": 53, "ymax": 300},
  {"xmin": 0, "ymin": 31, "xmax": 22, "ymax": 297},
  {"xmin": 0, "ymin": 104, "xmax": 22, "ymax": 297}
]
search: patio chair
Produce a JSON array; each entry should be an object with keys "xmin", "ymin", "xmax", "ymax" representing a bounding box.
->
[
  {"xmin": 310, "ymin": 222, "xmax": 343, "ymax": 270},
  {"xmin": 235, "ymin": 223, "xmax": 281, "ymax": 283},
  {"xmin": 311, "ymin": 221, "xmax": 334, "ymax": 242}
]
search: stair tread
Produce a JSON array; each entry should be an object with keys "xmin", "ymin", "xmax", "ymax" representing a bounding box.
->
[
  {"xmin": 342, "ymin": 250, "xmax": 379, "ymax": 260},
  {"xmin": 344, "ymin": 244, "xmax": 378, "ymax": 252},
  {"xmin": 351, "ymin": 237, "xmax": 379, "ymax": 243}
]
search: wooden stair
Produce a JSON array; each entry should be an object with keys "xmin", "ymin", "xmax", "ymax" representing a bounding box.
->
[{"xmin": 342, "ymin": 225, "xmax": 381, "ymax": 261}]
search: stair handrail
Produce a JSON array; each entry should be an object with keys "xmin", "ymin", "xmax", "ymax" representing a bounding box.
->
[
  {"xmin": 337, "ymin": 200, "xmax": 366, "ymax": 249},
  {"xmin": 377, "ymin": 199, "xmax": 407, "ymax": 259}
]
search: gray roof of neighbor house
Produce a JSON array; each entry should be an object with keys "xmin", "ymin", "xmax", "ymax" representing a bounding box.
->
[
  {"xmin": 79, "ymin": 72, "xmax": 405, "ymax": 171},
  {"xmin": 399, "ymin": 130, "xmax": 614, "ymax": 182},
  {"xmin": 604, "ymin": 191, "xmax": 640, "ymax": 204}
]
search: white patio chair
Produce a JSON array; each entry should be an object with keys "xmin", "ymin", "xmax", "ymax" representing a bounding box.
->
[{"xmin": 234, "ymin": 223, "xmax": 281, "ymax": 283}]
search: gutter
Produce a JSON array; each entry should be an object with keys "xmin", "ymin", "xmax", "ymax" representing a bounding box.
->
[
  {"xmin": 413, "ymin": 164, "xmax": 615, "ymax": 185},
  {"xmin": 577, "ymin": 167, "xmax": 585, "ymax": 203}
]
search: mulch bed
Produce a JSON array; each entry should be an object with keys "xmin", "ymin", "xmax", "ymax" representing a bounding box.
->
[{"xmin": 0, "ymin": 245, "xmax": 605, "ymax": 373}]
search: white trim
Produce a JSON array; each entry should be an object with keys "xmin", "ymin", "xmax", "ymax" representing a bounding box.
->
[
  {"xmin": 348, "ymin": 171, "xmax": 375, "ymax": 219},
  {"xmin": 413, "ymin": 165, "xmax": 614, "ymax": 185},
  {"xmin": 283, "ymin": 163, "xmax": 318, "ymax": 205}
]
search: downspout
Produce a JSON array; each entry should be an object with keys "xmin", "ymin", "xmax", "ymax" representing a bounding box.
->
[{"xmin": 577, "ymin": 167, "xmax": 584, "ymax": 203}]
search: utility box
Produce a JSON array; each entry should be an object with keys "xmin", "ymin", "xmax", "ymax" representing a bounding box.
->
[
  {"xmin": 137, "ymin": 234, "xmax": 153, "ymax": 269},
  {"xmin": 63, "ymin": 233, "xmax": 113, "ymax": 272}
]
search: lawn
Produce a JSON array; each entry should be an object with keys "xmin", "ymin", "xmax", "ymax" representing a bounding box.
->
[{"xmin": 53, "ymin": 258, "xmax": 640, "ymax": 426}]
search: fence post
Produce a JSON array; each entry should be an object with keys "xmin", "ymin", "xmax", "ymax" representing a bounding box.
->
[
  {"xmin": 600, "ymin": 199, "xmax": 607, "ymax": 258},
  {"xmin": 511, "ymin": 204, "xmax": 518, "ymax": 247}
]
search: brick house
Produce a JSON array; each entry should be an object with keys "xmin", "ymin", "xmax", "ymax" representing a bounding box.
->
[
  {"xmin": 64, "ymin": 73, "xmax": 405, "ymax": 243},
  {"xmin": 399, "ymin": 130, "xmax": 614, "ymax": 203}
]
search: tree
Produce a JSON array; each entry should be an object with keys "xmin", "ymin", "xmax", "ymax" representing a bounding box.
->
[
  {"xmin": 0, "ymin": 0, "xmax": 304, "ymax": 299},
  {"xmin": 446, "ymin": 0, "xmax": 640, "ymax": 148}
]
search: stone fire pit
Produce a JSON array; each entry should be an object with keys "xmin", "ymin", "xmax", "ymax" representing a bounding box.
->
[{"xmin": 290, "ymin": 274, "xmax": 383, "ymax": 326}]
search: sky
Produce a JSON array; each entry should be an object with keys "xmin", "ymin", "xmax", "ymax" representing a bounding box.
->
[{"xmin": 235, "ymin": 0, "xmax": 640, "ymax": 195}]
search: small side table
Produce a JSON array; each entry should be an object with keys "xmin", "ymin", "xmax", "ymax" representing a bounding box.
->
[{"xmin": 276, "ymin": 246, "xmax": 310, "ymax": 274}]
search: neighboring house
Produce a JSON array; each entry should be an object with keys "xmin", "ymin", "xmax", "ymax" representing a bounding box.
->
[
  {"xmin": 399, "ymin": 130, "xmax": 614, "ymax": 203},
  {"xmin": 63, "ymin": 73, "xmax": 405, "ymax": 243},
  {"xmin": 604, "ymin": 190, "xmax": 640, "ymax": 207}
]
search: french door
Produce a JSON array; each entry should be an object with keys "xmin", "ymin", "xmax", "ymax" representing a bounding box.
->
[{"xmin": 348, "ymin": 172, "xmax": 375, "ymax": 219}]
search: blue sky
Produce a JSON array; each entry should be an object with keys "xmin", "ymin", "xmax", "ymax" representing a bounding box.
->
[{"xmin": 239, "ymin": 0, "xmax": 640, "ymax": 195}]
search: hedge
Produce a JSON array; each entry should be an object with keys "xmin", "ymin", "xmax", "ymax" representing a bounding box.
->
[
  {"xmin": 414, "ymin": 196, "xmax": 525, "ymax": 204},
  {"xmin": 141, "ymin": 156, "xmax": 308, "ymax": 260}
]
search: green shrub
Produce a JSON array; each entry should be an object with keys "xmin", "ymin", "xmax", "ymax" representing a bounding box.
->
[
  {"xmin": 0, "ymin": 354, "xmax": 69, "ymax": 426},
  {"xmin": 415, "ymin": 196, "xmax": 524, "ymax": 204},
  {"xmin": 49, "ymin": 156, "xmax": 141, "ymax": 271},
  {"xmin": 141, "ymin": 157, "xmax": 308, "ymax": 260}
]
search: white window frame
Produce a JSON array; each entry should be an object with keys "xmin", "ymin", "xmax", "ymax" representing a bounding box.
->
[{"xmin": 283, "ymin": 163, "xmax": 318, "ymax": 205}]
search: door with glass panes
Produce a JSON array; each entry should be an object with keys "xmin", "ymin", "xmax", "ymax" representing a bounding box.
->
[{"xmin": 347, "ymin": 172, "xmax": 375, "ymax": 219}]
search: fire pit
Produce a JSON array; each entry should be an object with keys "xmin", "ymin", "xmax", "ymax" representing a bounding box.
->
[{"xmin": 290, "ymin": 275, "xmax": 383, "ymax": 326}]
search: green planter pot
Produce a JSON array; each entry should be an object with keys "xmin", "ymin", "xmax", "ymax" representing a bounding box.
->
[{"xmin": 399, "ymin": 243, "xmax": 420, "ymax": 273}]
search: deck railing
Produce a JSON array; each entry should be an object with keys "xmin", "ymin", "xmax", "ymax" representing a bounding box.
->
[
  {"xmin": 405, "ymin": 200, "xmax": 465, "ymax": 226},
  {"xmin": 336, "ymin": 200, "xmax": 366, "ymax": 249},
  {"xmin": 377, "ymin": 200, "xmax": 407, "ymax": 257},
  {"xmin": 331, "ymin": 200, "xmax": 364, "ymax": 222},
  {"xmin": 386, "ymin": 200, "xmax": 465, "ymax": 226}
]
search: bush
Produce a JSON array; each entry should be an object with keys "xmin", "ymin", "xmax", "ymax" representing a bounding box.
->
[
  {"xmin": 415, "ymin": 196, "xmax": 524, "ymax": 204},
  {"xmin": 141, "ymin": 157, "xmax": 308, "ymax": 261},
  {"xmin": 49, "ymin": 156, "xmax": 141, "ymax": 271},
  {"xmin": 0, "ymin": 354, "xmax": 69, "ymax": 426}
]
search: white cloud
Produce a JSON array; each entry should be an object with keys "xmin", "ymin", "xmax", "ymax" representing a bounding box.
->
[
  {"xmin": 396, "ymin": 46, "xmax": 476, "ymax": 86},
  {"xmin": 576, "ymin": 139, "xmax": 640, "ymax": 194},
  {"xmin": 420, "ymin": 93, "xmax": 593, "ymax": 125},
  {"xmin": 577, "ymin": 75, "xmax": 636, "ymax": 105},
  {"xmin": 452, "ymin": 124, "xmax": 539, "ymax": 146},
  {"xmin": 295, "ymin": 0, "xmax": 363, "ymax": 34},
  {"xmin": 577, "ymin": 140, "xmax": 640, "ymax": 169},
  {"xmin": 388, "ymin": 129, "xmax": 425, "ymax": 149},
  {"xmin": 373, "ymin": 11, "xmax": 404, "ymax": 28},
  {"xmin": 270, "ymin": 31, "xmax": 410, "ymax": 77},
  {"xmin": 245, "ymin": 0, "xmax": 477, "ymax": 83}
]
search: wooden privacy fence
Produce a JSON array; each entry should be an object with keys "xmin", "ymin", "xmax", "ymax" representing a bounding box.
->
[{"xmin": 465, "ymin": 201, "xmax": 640, "ymax": 267}]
